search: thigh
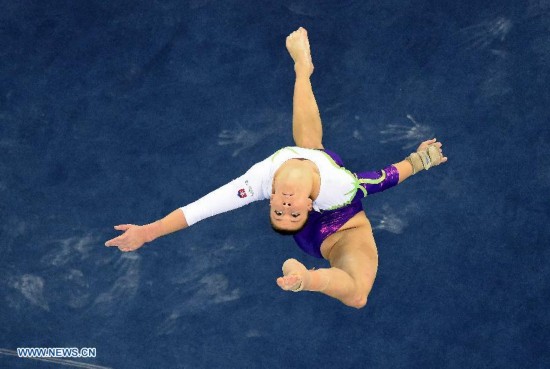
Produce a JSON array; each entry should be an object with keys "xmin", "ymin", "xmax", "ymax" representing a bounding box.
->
[
  {"xmin": 327, "ymin": 224, "xmax": 379, "ymax": 294},
  {"xmin": 295, "ymin": 136, "xmax": 324, "ymax": 150},
  {"xmin": 293, "ymin": 119, "xmax": 324, "ymax": 149}
]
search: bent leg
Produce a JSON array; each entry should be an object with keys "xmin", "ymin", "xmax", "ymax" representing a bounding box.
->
[
  {"xmin": 286, "ymin": 27, "xmax": 324, "ymax": 149},
  {"xmin": 277, "ymin": 224, "xmax": 378, "ymax": 309},
  {"xmin": 323, "ymin": 227, "xmax": 378, "ymax": 308}
]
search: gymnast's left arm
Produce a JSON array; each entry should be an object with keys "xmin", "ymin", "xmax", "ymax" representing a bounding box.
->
[{"xmin": 355, "ymin": 138, "xmax": 448, "ymax": 197}]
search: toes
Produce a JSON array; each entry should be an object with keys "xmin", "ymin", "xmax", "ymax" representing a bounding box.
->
[{"xmin": 277, "ymin": 275, "xmax": 302, "ymax": 291}]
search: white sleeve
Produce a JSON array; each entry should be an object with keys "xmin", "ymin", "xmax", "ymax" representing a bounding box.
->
[{"xmin": 180, "ymin": 159, "xmax": 271, "ymax": 226}]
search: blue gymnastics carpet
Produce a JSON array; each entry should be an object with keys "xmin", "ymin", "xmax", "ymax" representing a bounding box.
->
[{"xmin": 1, "ymin": 1, "xmax": 549, "ymax": 368}]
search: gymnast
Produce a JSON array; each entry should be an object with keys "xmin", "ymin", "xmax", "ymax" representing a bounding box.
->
[{"xmin": 105, "ymin": 27, "xmax": 447, "ymax": 308}]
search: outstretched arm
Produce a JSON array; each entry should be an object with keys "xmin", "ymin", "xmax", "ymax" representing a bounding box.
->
[
  {"xmin": 286, "ymin": 27, "xmax": 324, "ymax": 149},
  {"xmin": 355, "ymin": 139, "xmax": 448, "ymax": 198},
  {"xmin": 105, "ymin": 159, "xmax": 271, "ymax": 252},
  {"xmin": 104, "ymin": 210, "xmax": 188, "ymax": 252}
]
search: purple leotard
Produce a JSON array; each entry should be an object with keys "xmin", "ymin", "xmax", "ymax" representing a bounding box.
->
[{"xmin": 293, "ymin": 149, "xmax": 400, "ymax": 258}]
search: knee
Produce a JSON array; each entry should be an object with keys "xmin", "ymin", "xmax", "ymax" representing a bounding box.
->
[{"xmin": 345, "ymin": 275, "xmax": 374, "ymax": 309}]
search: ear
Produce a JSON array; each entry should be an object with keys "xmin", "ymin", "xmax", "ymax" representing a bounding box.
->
[{"xmin": 307, "ymin": 198, "xmax": 313, "ymax": 211}]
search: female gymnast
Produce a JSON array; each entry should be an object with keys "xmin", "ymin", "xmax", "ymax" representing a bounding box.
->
[{"xmin": 105, "ymin": 27, "xmax": 447, "ymax": 308}]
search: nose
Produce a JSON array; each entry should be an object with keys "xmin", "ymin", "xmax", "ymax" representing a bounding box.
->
[{"xmin": 281, "ymin": 193, "xmax": 293, "ymax": 207}]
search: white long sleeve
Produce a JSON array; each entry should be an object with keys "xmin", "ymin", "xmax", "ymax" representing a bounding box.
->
[{"xmin": 180, "ymin": 159, "xmax": 272, "ymax": 226}]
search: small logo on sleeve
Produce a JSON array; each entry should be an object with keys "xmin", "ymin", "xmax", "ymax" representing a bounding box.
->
[
  {"xmin": 245, "ymin": 180, "xmax": 254, "ymax": 196},
  {"xmin": 238, "ymin": 180, "xmax": 255, "ymax": 199}
]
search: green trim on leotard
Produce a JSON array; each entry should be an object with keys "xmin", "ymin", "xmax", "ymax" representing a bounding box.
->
[
  {"xmin": 316, "ymin": 150, "xmax": 361, "ymax": 210},
  {"xmin": 347, "ymin": 170, "xmax": 387, "ymax": 197},
  {"xmin": 270, "ymin": 147, "xmax": 386, "ymax": 211},
  {"xmin": 326, "ymin": 168, "xmax": 387, "ymax": 211},
  {"xmin": 271, "ymin": 147, "xmax": 301, "ymax": 162}
]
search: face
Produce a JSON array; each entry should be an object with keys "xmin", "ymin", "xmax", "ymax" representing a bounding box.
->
[{"xmin": 269, "ymin": 192, "xmax": 312, "ymax": 231}]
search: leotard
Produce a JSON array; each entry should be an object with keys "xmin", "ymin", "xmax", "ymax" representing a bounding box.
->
[{"xmin": 181, "ymin": 147, "xmax": 399, "ymax": 258}]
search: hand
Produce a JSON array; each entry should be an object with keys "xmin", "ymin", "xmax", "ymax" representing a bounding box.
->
[
  {"xmin": 105, "ymin": 224, "xmax": 148, "ymax": 252},
  {"xmin": 416, "ymin": 138, "xmax": 448, "ymax": 165}
]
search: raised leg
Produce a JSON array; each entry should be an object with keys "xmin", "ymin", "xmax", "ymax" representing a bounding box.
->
[{"xmin": 286, "ymin": 27, "xmax": 324, "ymax": 149}]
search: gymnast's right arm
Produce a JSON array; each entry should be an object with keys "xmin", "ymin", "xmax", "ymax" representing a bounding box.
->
[
  {"xmin": 104, "ymin": 209, "xmax": 189, "ymax": 252},
  {"xmin": 105, "ymin": 160, "xmax": 270, "ymax": 252}
]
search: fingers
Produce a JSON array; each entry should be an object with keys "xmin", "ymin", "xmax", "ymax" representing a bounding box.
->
[
  {"xmin": 419, "ymin": 138, "xmax": 448, "ymax": 166},
  {"xmin": 105, "ymin": 235, "xmax": 138, "ymax": 252},
  {"xmin": 104, "ymin": 238, "xmax": 116, "ymax": 247},
  {"xmin": 105, "ymin": 235, "xmax": 125, "ymax": 247},
  {"xmin": 114, "ymin": 224, "xmax": 133, "ymax": 231},
  {"xmin": 417, "ymin": 138, "xmax": 434, "ymax": 151},
  {"xmin": 429, "ymin": 139, "xmax": 447, "ymax": 163},
  {"xmin": 105, "ymin": 223, "xmax": 145, "ymax": 253},
  {"xmin": 105, "ymin": 224, "xmax": 134, "ymax": 248}
]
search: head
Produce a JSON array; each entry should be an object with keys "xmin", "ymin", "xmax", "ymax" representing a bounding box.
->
[
  {"xmin": 270, "ymin": 162, "xmax": 314, "ymax": 234},
  {"xmin": 269, "ymin": 191, "xmax": 312, "ymax": 234}
]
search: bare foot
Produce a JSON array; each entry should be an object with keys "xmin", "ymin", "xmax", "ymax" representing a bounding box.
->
[
  {"xmin": 277, "ymin": 258, "xmax": 309, "ymax": 292},
  {"xmin": 286, "ymin": 27, "xmax": 314, "ymax": 77}
]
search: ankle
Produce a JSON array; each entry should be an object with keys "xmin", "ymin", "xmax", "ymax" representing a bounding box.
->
[
  {"xmin": 295, "ymin": 64, "xmax": 313, "ymax": 78},
  {"xmin": 305, "ymin": 269, "xmax": 330, "ymax": 292}
]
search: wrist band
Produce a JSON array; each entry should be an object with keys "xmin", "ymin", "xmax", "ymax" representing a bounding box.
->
[{"xmin": 407, "ymin": 152, "xmax": 425, "ymax": 174}]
